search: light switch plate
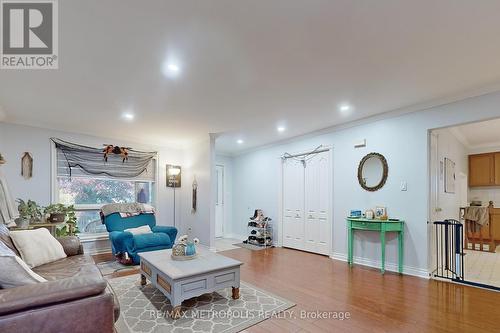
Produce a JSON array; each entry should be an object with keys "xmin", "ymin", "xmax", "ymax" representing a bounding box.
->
[{"xmin": 400, "ymin": 181, "xmax": 408, "ymax": 191}]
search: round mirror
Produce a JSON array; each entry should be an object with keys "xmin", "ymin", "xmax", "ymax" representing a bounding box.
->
[{"xmin": 357, "ymin": 153, "xmax": 388, "ymax": 191}]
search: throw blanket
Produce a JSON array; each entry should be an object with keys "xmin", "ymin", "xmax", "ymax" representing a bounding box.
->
[
  {"xmin": 464, "ymin": 206, "xmax": 489, "ymax": 226},
  {"xmin": 0, "ymin": 170, "xmax": 18, "ymax": 227},
  {"xmin": 100, "ymin": 203, "xmax": 155, "ymax": 218}
]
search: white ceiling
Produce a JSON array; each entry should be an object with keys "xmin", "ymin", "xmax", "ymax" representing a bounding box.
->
[
  {"xmin": 451, "ymin": 118, "xmax": 500, "ymax": 148},
  {"xmin": 2, "ymin": 1, "xmax": 500, "ymax": 154}
]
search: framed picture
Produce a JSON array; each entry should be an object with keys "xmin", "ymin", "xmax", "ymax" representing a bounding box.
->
[
  {"xmin": 444, "ymin": 158, "xmax": 455, "ymax": 194},
  {"xmin": 375, "ymin": 206, "xmax": 386, "ymax": 219}
]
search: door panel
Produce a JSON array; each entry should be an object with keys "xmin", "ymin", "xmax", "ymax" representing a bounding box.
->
[
  {"xmin": 305, "ymin": 151, "xmax": 331, "ymax": 255},
  {"xmin": 283, "ymin": 158, "xmax": 304, "ymax": 250},
  {"xmin": 283, "ymin": 150, "xmax": 331, "ymax": 255}
]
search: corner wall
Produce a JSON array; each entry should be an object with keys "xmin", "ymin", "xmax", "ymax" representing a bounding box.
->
[
  {"xmin": 433, "ymin": 128, "xmax": 469, "ymax": 220},
  {"xmin": 180, "ymin": 136, "xmax": 216, "ymax": 249},
  {"xmin": 228, "ymin": 90, "xmax": 500, "ymax": 277}
]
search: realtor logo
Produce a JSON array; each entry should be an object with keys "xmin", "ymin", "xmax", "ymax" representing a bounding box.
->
[{"xmin": 1, "ymin": 0, "xmax": 58, "ymax": 69}]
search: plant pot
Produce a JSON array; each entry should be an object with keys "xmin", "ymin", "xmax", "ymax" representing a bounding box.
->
[
  {"xmin": 48, "ymin": 213, "xmax": 66, "ymax": 223},
  {"xmin": 15, "ymin": 218, "xmax": 29, "ymax": 229}
]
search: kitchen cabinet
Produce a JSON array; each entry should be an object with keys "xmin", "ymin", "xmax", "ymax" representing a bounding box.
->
[
  {"xmin": 495, "ymin": 153, "xmax": 500, "ymax": 185},
  {"xmin": 491, "ymin": 210, "xmax": 500, "ymax": 241},
  {"xmin": 469, "ymin": 153, "xmax": 496, "ymax": 187}
]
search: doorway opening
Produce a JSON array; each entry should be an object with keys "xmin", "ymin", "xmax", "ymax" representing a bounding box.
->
[
  {"xmin": 215, "ymin": 164, "xmax": 225, "ymax": 238},
  {"xmin": 429, "ymin": 117, "xmax": 500, "ymax": 290}
]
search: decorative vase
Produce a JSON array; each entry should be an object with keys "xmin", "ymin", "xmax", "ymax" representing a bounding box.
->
[
  {"xmin": 172, "ymin": 244, "xmax": 186, "ymax": 257},
  {"xmin": 185, "ymin": 242, "xmax": 196, "ymax": 256}
]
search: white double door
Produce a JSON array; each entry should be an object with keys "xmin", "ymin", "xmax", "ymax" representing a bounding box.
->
[{"xmin": 282, "ymin": 150, "xmax": 331, "ymax": 255}]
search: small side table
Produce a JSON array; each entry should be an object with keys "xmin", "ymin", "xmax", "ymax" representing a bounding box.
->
[{"xmin": 346, "ymin": 217, "xmax": 404, "ymax": 274}]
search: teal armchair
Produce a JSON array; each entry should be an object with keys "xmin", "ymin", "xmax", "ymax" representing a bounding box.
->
[{"xmin": 102, "ymin": 212, "xmax": 177, "ymax": 264}]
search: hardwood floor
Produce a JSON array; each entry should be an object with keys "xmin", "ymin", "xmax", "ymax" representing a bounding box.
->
[{"xmin": 95, "ymin": 248, "xmax": 500, "ymax": 333}]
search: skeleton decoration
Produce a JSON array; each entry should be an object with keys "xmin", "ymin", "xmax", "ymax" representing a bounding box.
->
[
  {"xmin": 192, "ymin": 177, "xmax": 198, "ymax": 213},
  {"xmin": 21, "ymin": 152, "xmax": 33, "ymax": 180}
]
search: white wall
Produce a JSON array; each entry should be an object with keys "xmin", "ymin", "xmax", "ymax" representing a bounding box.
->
[
  {"xmin": 432, "ymin": 128, "xmax": 468, "ymax": 220},
  {"xmin": 227, "ymin": 90, "xmax": 500, "ymax": 277},
  {"xmin": 180, "ymin": 136, "xmax": 215, "ymax": 249},
  {"xmin": 215, "ymin": 154, "xmax": 236, "ymax": 238},
  {"xmin": 0, "ymin": 122, "xmax": 184, "ymax": 227}
]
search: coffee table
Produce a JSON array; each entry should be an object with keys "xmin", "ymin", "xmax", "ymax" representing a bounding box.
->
[{"xmin": 139, "ymin": 247, "xmax": 243, "ymax": 319}]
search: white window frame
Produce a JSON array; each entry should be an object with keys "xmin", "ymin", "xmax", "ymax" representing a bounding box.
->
[{"xmin": 50, "ymin": 141, "xmax": 160, "ymax": 240}]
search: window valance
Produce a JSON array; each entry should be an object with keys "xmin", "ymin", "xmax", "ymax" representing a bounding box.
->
[{"xmin": 51, "ymin": 138, "xmax": 157, "ymax": 179}]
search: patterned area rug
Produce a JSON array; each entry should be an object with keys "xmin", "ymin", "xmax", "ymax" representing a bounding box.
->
[
  {"xmin": 97, "ymin": 260, "xmax": 138, "ymax": 276},
  {"xmin": 109, "ymin": 274, "xmax": 295, "ymax": 333}
]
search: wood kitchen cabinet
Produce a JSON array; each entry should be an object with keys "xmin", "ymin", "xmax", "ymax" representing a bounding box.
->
[
  {"xmin": 491, "ymin": 211, "xmax": 500, "ymax": 241},
  {"xmin": 469, "ymin": 153, "xmax": 496, "ymax": 186},
  {"xmin": 495, "ymin": 153, "xmax": 500, "ymax": 185}
]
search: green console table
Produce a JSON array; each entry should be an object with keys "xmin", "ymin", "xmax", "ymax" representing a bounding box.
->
[{"xmin": 346, "ymin": 217, "xmax": 404, "ymax": 274}]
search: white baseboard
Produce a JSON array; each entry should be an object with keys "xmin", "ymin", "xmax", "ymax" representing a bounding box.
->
[{"xmin": 330, "ymin": 252, "xmax": 429, "ymax": 279}]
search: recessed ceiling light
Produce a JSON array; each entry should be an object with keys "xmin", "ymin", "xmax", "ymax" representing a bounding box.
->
[
  {"xmin": 162, "ymin": 60, "xmax": 181, "ymax": 78},
  {"xmin": 277, "ymin": 126, "xmax": 286, "ymax": 133},
  {"xmin": 339, "ymin": 104, "xmax": 351, "ymax": 112},
  {"xmin": 237, "ymin": 139, "xmax": 244, "ymax": 144},
  {"xmin": 167, "ymin": 64, "xmax": 179, "ymax": 72},
  {"xmin": 122, "ymin": 112, "xmax": 135, "ymax": 121}
]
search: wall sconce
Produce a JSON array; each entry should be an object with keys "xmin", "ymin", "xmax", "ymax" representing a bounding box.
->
[{"xmin": 166, "ymin": 164, "xmax": 181, "ymax": 226}]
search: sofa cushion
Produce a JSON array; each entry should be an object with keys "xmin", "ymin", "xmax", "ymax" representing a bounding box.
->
[
  {"xmin": 0, "ymin": 241, "xmax": 47, "ymax": 288},
  {"xmin": 124, "ymin": 225, "xmax": 152, "ymax": 235},
  {"xmin": 0, "ymin": 223, "xmax": 20, "ymax": 256},
  {"xmin": 33, "ymin": 255, "xmax": 96, "ymax": 281},
  {"xmin": 134, "ymin": 232, "xmax": 171, "ymax": 249},
  {"xmin": 10, "ymin": 228, "xmax": 67, "ymax": 268}
]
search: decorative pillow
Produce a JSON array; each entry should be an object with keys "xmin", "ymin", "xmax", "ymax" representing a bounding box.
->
[
  {"xmin": 0, "ymin": 223, "xmax": 21, "ymax": 256},
  {"xmin": 124, "ymin": 225, "xmax": 153, "ymax": 235},
  {"xmin": 0, "ymin": 241, "xmax": 46, "ymax": 288},
  {"xmin": 10, "ymin": 228, "xmax": 67, "ymax": 268}
]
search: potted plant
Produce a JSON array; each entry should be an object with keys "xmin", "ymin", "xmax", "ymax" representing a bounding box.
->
[
  {"xmin": 44, "ymin": 203, "xmax": 68, "ymax": 223},
  {"xmin": 48, "ymin": 204, "xmax": 79, "ymax": 237},
  {"xmin": 16, "ymin": 199, "xmax": 42, "ymax": 226}
]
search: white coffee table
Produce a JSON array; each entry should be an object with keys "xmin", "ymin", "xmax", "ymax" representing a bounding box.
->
[{"xmin": 138, "ymin": 247, "xmax": 243, "ymax": 319}]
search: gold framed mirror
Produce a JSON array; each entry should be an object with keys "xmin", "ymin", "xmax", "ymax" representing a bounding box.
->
[{"xmin": 357, "ymin": 152, "xmax": 388, "ymax": 192}]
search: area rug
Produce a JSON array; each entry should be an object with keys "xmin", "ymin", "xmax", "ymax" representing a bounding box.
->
[
  {"xmin": 108, "ymin": 274, "xmax": 295, "ymax": 333},
  {"xmin": 233, "ymin": 243, "xmax": 272, "ymax": 251},
  {"xmin": 97, "ymin": 260, "xmax": 138, "ymax": 276}
]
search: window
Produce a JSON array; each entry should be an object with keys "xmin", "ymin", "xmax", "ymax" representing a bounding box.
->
[{"xmin": 53, "ymin": 147, "xmax": 157, "ymax": 236}]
